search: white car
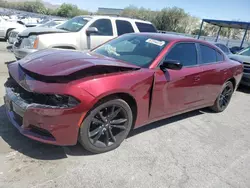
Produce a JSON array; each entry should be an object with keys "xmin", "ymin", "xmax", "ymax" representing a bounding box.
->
[
  {"xmin": 0, "ymin": 17, "xmax": 26, "ymax": 40},
  {"xmin": 13, "ymin": 15, "xmax": 157, "ymax": 59},
  {"xmin": 7, "ymin": 19, "xmax": 66, "ymax": 46}
]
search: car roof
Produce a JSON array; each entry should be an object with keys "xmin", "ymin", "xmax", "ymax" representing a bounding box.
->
[
  {"xmin": 126, "ymin": 33, "xmax": 225, "ymax": 51},
  {"xmin": 77, "ymin": 15, "xmax": 152, "ymax": 24},
  {"xmin": 129, "ymin": 32, "xmax": 208, "ymax": 42}
]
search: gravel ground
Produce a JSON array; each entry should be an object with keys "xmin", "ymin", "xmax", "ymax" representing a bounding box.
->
[{"xmin": 0, "ymin": 41, "xmax": 249, "ymax": 188}]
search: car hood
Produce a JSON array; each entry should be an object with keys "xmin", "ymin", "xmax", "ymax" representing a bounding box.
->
[
  {"xmin": 18, "ymin": 27, "xmax": 68, "ymax": 37},
  {"xmin": 14, "ymin": 49, "xmax": 140, "ymax": 83},
  {"xmin": 228, "ymin": 54, "xmax": 250, "ymax": 63}
]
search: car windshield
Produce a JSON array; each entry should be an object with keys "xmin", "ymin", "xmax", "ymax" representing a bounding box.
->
[
  {"xmin": 57, "ymin": 16, "xmax": 90, "ymax": 32},
  {"xmin": 39, "ymin": 20, "xmax": 63, "ymax": 28},
  {"xmin": 238, "ymin": 47, "xmax": 250, "ymax": 56},
  {"xmin": 93, "ymin": 34, "xmax": 168, "ymax": 68},
  {"xmin": 38, "ymin": 19, "xmax": 50, "ymax": 24}
]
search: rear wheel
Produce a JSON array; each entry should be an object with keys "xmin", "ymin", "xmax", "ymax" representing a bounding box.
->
[
  {"xmin": 210, "ymin": 81, "xmax": 234, "ymax": 112},
  {"xmin": 78, "ymin": 98, "xmax": 133, "ymax": 153}
]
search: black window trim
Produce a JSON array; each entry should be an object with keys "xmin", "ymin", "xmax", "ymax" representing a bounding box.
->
[
  {"xmin": 135, "ymin": 21, "xmax": 157, "ymax": 32},
  {"xmin": 89, "ymin": 18, "xmax": 113, "ymax": 36},
  {"xmin": 115, "ymin": 19, "xmax": 135, "ymax": 36},
  {"xmin": 157, "ymin": 41, "xmax": 199, "ymax": 68},
  {"xmin": 197, "ymin": 42, "xmax": 225, "ymax": 66}
]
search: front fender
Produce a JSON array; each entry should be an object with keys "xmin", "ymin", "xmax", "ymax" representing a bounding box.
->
[{"xmin": 75, "ymin": 69, "xmax": 155, "ymax": 127}]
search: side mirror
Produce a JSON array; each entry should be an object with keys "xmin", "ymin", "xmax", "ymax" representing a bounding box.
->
[
  {"xmin": 86, "ymin": 27, "xmax": 98, "ymax": 50},
  {"xmin": 86, "ymin": 27, "xmax": 99, "ymax": 36},
  {"xmin": 160, "ymin": 60, "xmax": 182, "ymax": 71}
]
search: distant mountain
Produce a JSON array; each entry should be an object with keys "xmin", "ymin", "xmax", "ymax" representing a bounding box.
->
[{"xmin": 6, "ymin": 0, "xmax": 61, "ymax": 9}]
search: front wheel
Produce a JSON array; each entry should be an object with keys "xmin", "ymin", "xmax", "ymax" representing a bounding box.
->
[
  {"xmin": 78, "ymin": 98, "xmax": 133, "ymax": 153},
  {"xmin": 5, "ymin": 29, "xmax": 13, "ymax": 41},
  {"xmin": 210, "ymin": 81, "xmax": 234, "ymax": 112}
]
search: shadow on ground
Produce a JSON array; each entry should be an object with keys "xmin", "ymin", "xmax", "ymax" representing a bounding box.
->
[
  {"xmin": 237, "ymin": 85, "xmax": 250, "ymax": 94},
  {"xmin": 5, "ymin": 60, "xmax": 16, "ymax": 65},
  {"xmin": 0, "ymin": 105, "xmax": 92, "ymax": 160},
  {"xmin": 0, "ymin": 104, "xmax": 206, "ymax": 160}
]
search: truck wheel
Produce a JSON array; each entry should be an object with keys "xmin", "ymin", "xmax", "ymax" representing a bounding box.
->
[{"xmin": 78, "ymin": 98, "xmax": 133, "ymax": 153}]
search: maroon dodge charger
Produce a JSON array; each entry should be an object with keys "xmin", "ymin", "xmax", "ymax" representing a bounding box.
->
[{"xmin": 4, "ymin": 33, "xmax": 243, "ymax": 153}]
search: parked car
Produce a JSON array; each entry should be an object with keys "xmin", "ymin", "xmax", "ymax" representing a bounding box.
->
[
  {"xmin": 229, "ymin": 46, "xmax": 250, "ymax": 86},
  {"xmin": 230, "ymin": 46, "xmax": 244, "ymax": 54},
  {"xmin": 7, "ymin": 19, "xmax": 66, "ymax": 50},
  {"xmin": 214, "ymin": 43, "xmax": 232, "ymax": 55},
  {"xmin": 0, "ymin": 17, "xmax": 26, "ymax": 40},
  {"xmin": 7, "ymin": 27, "xmax": 25, "ymax": 46},
  {"xmin": 24, "ymin": 18, "xmax": 65, "ymax": 28},
  {"xmin": 4, "ymin": 33, "xmax": 243, "ymax": 153},
  {"xmin": 12, "ymin": 15, "xmax": 157, "ymax": 59}
]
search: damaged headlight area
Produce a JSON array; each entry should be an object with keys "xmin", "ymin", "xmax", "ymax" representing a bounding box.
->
[
  {"xmin": 5, "ymin": 77, "xmax": 80, "ymax": 108},
  {"xmin": 45, "ymin": 94, "xmax": 80, "ymax": 108}
]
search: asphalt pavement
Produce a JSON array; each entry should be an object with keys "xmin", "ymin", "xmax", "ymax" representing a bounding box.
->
[{"xmin": 0, "ymin": 41, "xmax": 249, "ymax": 188}]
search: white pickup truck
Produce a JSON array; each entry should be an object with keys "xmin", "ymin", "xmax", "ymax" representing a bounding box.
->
[{"xmin": 12, "ymin": 15, "xmax": 157, "ymax": 59}]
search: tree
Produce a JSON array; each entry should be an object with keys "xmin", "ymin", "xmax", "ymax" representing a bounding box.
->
[
  {"xmin": 154, "ymin": 7, "xmax": 189, "ymax": 32},
  {"xmin": 121, "ymin": 6, "xmax": 157, "ymax": 23},
  {"xmin": 191, "ymin": 29, "xmax": 208, "ymax": 36},
  {"xmin": 0, "ymin": 1, "xmax": 89, "ymax": 17},
  {"xmin": 57, "ymin": 3, "xmax": 88, "ymax": 18}
]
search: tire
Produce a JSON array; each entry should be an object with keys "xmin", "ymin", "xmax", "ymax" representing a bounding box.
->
[
  {"xmin": 5, "ymin": 29, "xmax": 13, "ymax": 41},
  {"xmin": 210, "ymin": 81, "xmax": 234, "ymax": 112},
  {"xmin": 78, "ymin": 98, "xmax": 133, "ymax": 153}
]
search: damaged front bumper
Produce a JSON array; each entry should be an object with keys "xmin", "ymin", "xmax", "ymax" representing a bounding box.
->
[{"xmin": 4, "ymin": 87, "xmax": 81, "ymax": 146}]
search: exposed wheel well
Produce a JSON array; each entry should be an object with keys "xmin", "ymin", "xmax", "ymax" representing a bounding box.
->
[
  {"xmin": 95, "ymin": 93, "xmax": 138, "ymax": 129},
  {"xmin": 52, "ymin": 46, "xmax": 76, "ymax": 50},
  {"xmin": 227, "ymin": 77, "xmax": 236, "ymax": 90},
  {"xmin": 5, "ymin": 28, "xmax": 14, "ymax": 39}
]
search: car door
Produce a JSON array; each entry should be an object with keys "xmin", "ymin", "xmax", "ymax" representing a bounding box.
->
[
  {"xmin": 87, "ymin": 18, "xmax": 115, "ymax": 49},
  {"xmin": 198, "ymin": 43, "xmax": 226, "ymax": 104},
  {"xmin": 150, "ymin": 42, "xmax": 204, "ymax": 119},
  {"xmin": 0, "ymin": 18, "xmax": 6, "ymax": 38}
]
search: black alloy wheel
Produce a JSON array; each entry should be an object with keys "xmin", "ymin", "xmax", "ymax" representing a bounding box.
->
[
  {"xmin": 218, "ymin": 84, "xmax": 233, "ymax": 110},
  {"xmin": 210, "ymin": 81, "xmax": 234, "ymax": 112},
  {"xmin": 79, "ymin": 98, "xmax": 133, "ymax": 153}
]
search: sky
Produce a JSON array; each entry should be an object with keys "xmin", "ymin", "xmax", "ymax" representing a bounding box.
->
[{"xmin": 50, "ymin": 0, "xmax": 250, "ymax": 21}]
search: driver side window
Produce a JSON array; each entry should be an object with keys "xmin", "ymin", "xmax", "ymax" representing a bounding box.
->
[
  {"xmin": 89, "ymin": 19, "xmax": 113, "ymax": 36},
  {"xmin": 165, "ymin": 43, "xmax": 197, "ymax": 67}
]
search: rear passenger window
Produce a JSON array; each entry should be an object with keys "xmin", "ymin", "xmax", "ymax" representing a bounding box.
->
[
  {"xmin": 135, "ymin": 22, "xmax": 157, "ymax": 32},
  {"xmin": 116, "ymin": 20, "xmax": 134, "ymax": 36},
  {"xmin": 165, "ymin": 43, "xmax": 197, "ymax": 67},
  {"xmin": 216, "ymin": 51, "xmax": 224, "ymax": 62},
  {"xmin": 200, "ymin": 44, "xmax": 217, "ymax": 64}
]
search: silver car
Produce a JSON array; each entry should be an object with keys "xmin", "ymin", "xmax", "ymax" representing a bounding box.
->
[
  {"xmin": 229, "ymin": 47, "xmax": 250, "ymax": 86},
  {"xmin": 214, "ymin": 43, "xmax": 232, "ymax": 55},
  {"xmin": 10, "ymin": 19, "xmax": 66, "ymax": 57}
]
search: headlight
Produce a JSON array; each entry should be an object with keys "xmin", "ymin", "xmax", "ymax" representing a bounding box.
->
[
  {"xmin": 23, "ymin": 35, "xmax": 39, "ymax": 49},
  {"xmin": 46, "ymin": 94, "xmax": 80, "ymax": 108}
]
